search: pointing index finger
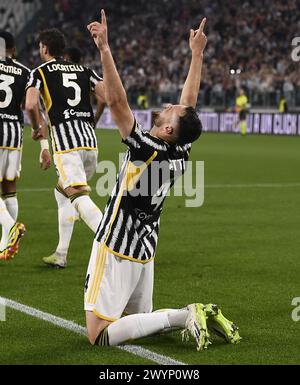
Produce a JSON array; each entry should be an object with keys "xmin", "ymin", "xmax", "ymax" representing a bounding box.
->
[
  {"xmin": 198, "ymin": 18, "xmax": 206, "ymax": 34},
  {"xmin": 101, "ymin": 9, "xmax": 107, "ymax": 25}
]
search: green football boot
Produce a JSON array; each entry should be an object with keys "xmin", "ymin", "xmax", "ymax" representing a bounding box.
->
[
  {"xmin": 204, "ymin": 304, "xmax": 241, "ymax": 344},
  {"xmin": 181, "ymin": 303, "xmax": 211, "ymax": 351}
]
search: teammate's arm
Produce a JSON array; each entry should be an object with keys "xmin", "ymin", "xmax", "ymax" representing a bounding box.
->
[
  {"xmin": 94, "ymin": 81, "xmax": 106, "ymax": 125},
  {"xmin": 26, "ymin": 87, "xmax": 51, "ymax": 169},
  {"xmin": 88, "ymin": 10, "xmax": 134, "ymax": 139},
  {"xmin": 180, "ymin": 18, "xmax": 207, "ymax": 108},
  {"xmin": 26, "ymin": 87, "xmax": 42, "ymax": 133}
]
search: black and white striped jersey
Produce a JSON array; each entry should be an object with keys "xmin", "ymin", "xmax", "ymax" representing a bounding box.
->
[
  {"xmin": 26, "ymin": 58, "xmax": 102, "ymax": 153},
  {"xmin": 0, "ymin": 57, "xmax": 30, "ymax": 149},
  {"xmin": 51, "ymin": 120, "xmax": 97, "ymax": 153},
  {"xmin": 96, "ymin": 120, "xmax": 192, "ymax": 263}
]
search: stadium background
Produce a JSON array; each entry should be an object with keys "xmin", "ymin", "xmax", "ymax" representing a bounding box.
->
[{"xmin": 1, "ymin": 0, "xmax": 300, "ymax": 365}]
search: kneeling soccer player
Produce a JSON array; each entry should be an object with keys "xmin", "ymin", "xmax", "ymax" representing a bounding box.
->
[{"xmin": 84, "ymin": 11, "xmax": 241, "ymax": 350}]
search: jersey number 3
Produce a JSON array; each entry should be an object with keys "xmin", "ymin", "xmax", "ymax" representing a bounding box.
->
[
  {"xmin": 63, "ymin": 73, "xmax": 81, "ymax": 107},
  {"xmin": 0, "ymin": 74, "xmax": 14, "ymax": 108}
]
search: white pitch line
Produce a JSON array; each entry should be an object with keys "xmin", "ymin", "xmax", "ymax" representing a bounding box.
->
[
  {"xmin": 1, "ymin": 297, "xmax": 186, "ymax": 366},
  {"xmin": 17, "ymin": 182, "xmax": 300, "ymax": 193}
]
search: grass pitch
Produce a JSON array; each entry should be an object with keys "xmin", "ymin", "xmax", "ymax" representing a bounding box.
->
[{"xmin": 0, "ymin": 127, "xmax": 300, "ymax": 364}]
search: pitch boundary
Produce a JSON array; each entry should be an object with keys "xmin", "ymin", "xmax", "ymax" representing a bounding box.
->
[{"xmin": 0, "ymin": 296, "xmax": 186, "ymax": 366}]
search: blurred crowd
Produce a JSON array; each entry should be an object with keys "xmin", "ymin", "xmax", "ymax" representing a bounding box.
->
[{"xmin": 21, "ymin": 0, "xmax": 300, "ymax": 108}]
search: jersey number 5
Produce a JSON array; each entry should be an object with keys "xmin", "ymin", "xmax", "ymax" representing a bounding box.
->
[
  {"xmin": 0, "ymin": 74, "xmax": 14, "ymax": 108},
  {"xmin": 62, "ymin": 73, "xmax": 81, "ymax": 107}
]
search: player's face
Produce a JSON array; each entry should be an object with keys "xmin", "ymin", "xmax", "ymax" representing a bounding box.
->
[
  {"xmin": 152, "ymin": 104, "xmax": 187, "ymax": 143},
  {"xmin": 154, "ymin": 104, "xmax": 186, "ymax": 127}
]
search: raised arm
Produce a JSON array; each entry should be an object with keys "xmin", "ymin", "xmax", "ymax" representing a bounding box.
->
[
  {"xmin": 180, "ymin": 18, "xmax": 207, "ymax": 108},
  {"xmin": 87, "ymin": 10, "xmax": 134, "ymax": 139},
  {"xmin": 94, "ymin": 81, "xmax": 106, "ymax": 125}
]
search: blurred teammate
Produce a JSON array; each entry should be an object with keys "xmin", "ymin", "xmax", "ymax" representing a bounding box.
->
[
  {"xmin": 26, "ymin": 29, "xmax": 105, "ymax": 268},
  {"xmin": 235, "ymin": 88, "xmax": 248, "ymax": 135},
  {"xmin": 84, "ymin": 11, "xmax": 241, "ymax": 351},
  {"xmin": 0, "ymin": 31, "xmax": 28, "ymax": 261},
  {"xmin": 38, "ymin": 45, "xmax": 105, "ymax": 269}
]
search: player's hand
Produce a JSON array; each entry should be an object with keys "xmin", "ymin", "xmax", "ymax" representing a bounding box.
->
[
  {"xmin": 40, "ymin": 149, "xmax": 51, "ymax": 171},
  {"xmin": 32, "ymin": 129, "xmax": 44, "ymax": 141},
  {"xmin": 87, "ymin": 9, "xmax": 108, "ymax": 51},
  {"xmin": 32, "ymin": 119, "xmax": 48, "ymax": 141},
  {"xmin": 189, "ymin": 18, "xmax": 207, "ymax": 55}
]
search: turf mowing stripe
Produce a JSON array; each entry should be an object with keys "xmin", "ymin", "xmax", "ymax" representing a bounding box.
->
[
  {"xmin": 205, "ymin": 182, "xmax": 300, "ymax": 188},
  {"xmin": 1, "ymin": 297, "xmax": 186, "ymax": 366},
  {"xmin": 18, "ymin": 182, "xmax": 300, "ymax": 193}
]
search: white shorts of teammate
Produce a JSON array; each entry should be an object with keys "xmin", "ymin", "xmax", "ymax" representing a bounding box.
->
[
  {"xmin": 0, "ymin": 149, "xmax": 22, "ymax": 182},
  {"xmin": 53, "ymin": 149, "xmax": 98, "ymax": 189},
  {"xmin": 84, "ymin": 240, "xmax": 154, "ymax": 321}
]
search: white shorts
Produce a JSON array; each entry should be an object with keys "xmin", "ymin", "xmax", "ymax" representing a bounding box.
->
[
  {"xmin": 53, "ymin": 149, "xmax": 98, "ymax": 189},
  {"xmin": 0, "ymin": 149, "xmax": 22, "ymax": 182},
  {"xmin": 84, "ymin": 240, "xmax": 154, "ymax": 321}
]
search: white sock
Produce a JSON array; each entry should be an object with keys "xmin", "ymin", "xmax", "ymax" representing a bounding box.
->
[
  {"xmin": 54, "ymin": 189, "xmax": 76, "ymax": 261},
  {"xmin": 71, "ymin": 195, "xmax": 102, "ymax": 233},
  {"xmin": 107, "ymin": 312, "xmax": 171, "ymax": 346},
  {"xmin": 167, "ymin": 309, "xmax": 189, "ymax": 328},
  {"xmin": 0, "ymin": 196, "xmax": 19, "ymax": 250},
  {"xmin": 0, "ymin": 198, "xmax": 15, "ymax": 250},
  {"xmin": 5, "ymin": 196, "xmax": 18, "ymax": 222}
]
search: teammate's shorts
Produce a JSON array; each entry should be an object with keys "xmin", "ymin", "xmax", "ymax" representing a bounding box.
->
[
  {"xmin": 53, "ymin": 149, "xmax": 98, "ymax": 190},
  {"xmin": 84, "ymin": 240, "xmax": 154, "ymax": 321},
  {"xmin": 0, "ymin": 149, "xmax": 22, "ymax": 182}
]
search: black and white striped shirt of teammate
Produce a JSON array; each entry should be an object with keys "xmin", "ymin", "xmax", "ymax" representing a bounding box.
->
[
  {"xmin": 0, "ymin": 57, "xmax": 30, "ymax": 150},
  {"xmin": 26, "ymin": 59, "xmax": 103, "ymax": 153},
  {"xmin": 96, "ymin": 120, "xmax": 192, "ymax": 262}
]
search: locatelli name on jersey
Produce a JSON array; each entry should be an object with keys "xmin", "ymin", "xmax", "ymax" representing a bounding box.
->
[{"xmin": 47, "ymin": 63, "xmax": 84, "ymax": 73}]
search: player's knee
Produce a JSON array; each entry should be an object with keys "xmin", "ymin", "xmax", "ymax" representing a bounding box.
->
[
  {"xmin": 1, "ymin": 179, "xmax": 17, "ymax": 194},
  {"xmin": 87, "ymin": 332, "xmax": 97, "ymax": 345},
  {"xmin": 87, "ymin": 324, "xmax": 110, "ymax": 346},
  {"xmin": 66, "ymin": 185, "xmax": 89, "ymax": 193},
  {"xmin": 65, "ymin": 185, "xmax": 90, "ymax": 198}
]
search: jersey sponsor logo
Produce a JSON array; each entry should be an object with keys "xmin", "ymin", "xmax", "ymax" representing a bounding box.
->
[
  {"xmin": 0, "ymin": 112, "xmax": 18, "ymax": 120},
  {"xmin": 134, "ymin": 208, "xmax": 153, "ymax": 221},
  {"xmin": 0, "ymin": 63, "xmax": 22, "ymax": 76},
  {"xmin": 63, "ymin": 108, "xmax": 92, "ymax": 120},
  {"xmin": 47, "ymin": 63, "xmax": 84, "ymax": 73}
]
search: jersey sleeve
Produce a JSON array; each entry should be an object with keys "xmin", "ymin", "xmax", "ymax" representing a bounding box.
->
[
  {"xmin": 26, "ymin": 69, "xmax": 44, "ymax": 91},
  {"xmin": 122, "ymin": 120, "xmax": 161, "ymax": 162},
  {"xmin": 181, "ymin": 143, "xmax": 192, "ymax": 161},
  {"xmin": 87, "ymin": 68, "xmax": 103, "ymax": 91}
]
